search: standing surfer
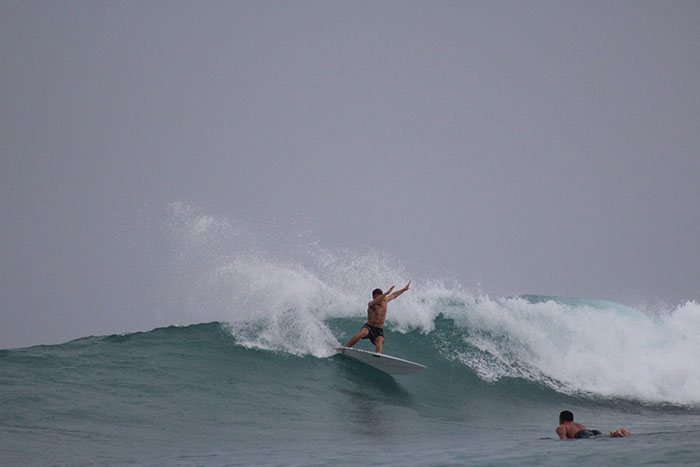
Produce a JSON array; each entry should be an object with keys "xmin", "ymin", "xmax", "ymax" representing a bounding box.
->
[{"xmin": 344, "ymin": 281, "xmax": 411, "ymax": 354}]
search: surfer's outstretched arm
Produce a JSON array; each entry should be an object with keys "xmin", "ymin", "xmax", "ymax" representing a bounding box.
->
[{"xmin": 386, "ymin": 281, "xmax": 410, "ymax": 301}]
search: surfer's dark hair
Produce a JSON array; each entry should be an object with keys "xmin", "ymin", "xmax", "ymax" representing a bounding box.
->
[
  {"xmin": 559, "ymin": 410, "xmax": 574, "ymax": 422},
  {"xmin": 372, "ymin": 288, "xmax": 383, "ymax": 297}
]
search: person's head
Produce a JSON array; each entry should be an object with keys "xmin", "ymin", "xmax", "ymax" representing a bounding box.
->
[
  {"xmin": 559, "ymin": 410, "xmax": 574, "ymax": 424},
  {"xmin": 372, "ymin": 288, "xmax": 383, "ymax": 298}
]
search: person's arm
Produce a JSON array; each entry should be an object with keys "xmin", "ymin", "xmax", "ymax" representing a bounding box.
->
[
  {"xmin": 386, "ymin": 281, "xmax": 411, "ymax": 301},
  {"xmin": 368, "ymin": 286, "xmax": 395, "ymax": 307},
  {"xmin": 556, "ymin": 426, "xmax": 568, "ymax": 440}
]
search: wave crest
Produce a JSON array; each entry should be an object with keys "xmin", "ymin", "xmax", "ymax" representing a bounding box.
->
[{"xmin": 163, "ymin": 203, "xmax": 700, "ymax": 404}]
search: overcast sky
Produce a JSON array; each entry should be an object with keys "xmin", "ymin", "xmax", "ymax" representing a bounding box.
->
[{"xmin": 2, "ymin": 1, "xmax": 699, "ymax": 348}]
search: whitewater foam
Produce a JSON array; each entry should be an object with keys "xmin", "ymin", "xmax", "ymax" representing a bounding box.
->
[
  {"xmin": 163, "ymin": 203, "xmax": 700, "ymax": 404},
  {"xmin": 443, "ymin": 295, "xmax": 700, "ymax": 405}
]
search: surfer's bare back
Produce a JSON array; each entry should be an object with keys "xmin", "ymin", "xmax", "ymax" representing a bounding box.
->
[{"xmin": 345, "ymin": 281, "xmax": 411, "ymax": 354}]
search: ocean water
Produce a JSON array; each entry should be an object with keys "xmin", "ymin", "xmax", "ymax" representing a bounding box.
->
[
  {"xmin": 3, "ymin": 206, "xmax": 700, "ymax": 465},
  {"xmin": 3, "ymin": 296, "xmax": 700, "ymax": 466}
]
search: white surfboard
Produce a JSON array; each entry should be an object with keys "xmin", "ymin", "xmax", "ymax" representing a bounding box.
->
[{"xmin": 336, "ymin": 346, "xmax": 426, "ymax": 375}]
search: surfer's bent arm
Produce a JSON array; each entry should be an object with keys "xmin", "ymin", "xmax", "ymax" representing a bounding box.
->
[{"xmin": 369, "ymin": 286, "xmax": 395, "ymax": 306}]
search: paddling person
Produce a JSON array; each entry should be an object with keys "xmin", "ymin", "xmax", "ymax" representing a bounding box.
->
[
  {"xmin": 556, "ymin": 410, "xmax": 631, "ymax": 439},
  {"xmin": 344, "ymin": 281, "xmax": 411, "ymax": 354}
]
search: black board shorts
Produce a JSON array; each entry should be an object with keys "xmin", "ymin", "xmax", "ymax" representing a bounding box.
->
[
  {"xmin": 574, "ymin": 429, "xmax": 602, "ymax": 439},
  {"xmin": 361, "ymin": 323, "xmax": 384, "ymax": 345}
]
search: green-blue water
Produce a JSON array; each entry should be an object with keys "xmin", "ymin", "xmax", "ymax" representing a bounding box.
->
[{"xmin": 3, "ymin": 295, "xmax": 700, "ymax": 465}]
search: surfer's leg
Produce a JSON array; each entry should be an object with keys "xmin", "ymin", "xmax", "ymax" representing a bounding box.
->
[
  {"xmin": 375, "ymin": 336, "xmax": 384, "ymax": 354},
  {"xmin": 345, "ymin": 327, "xmax": 369, "ymax": 348}
]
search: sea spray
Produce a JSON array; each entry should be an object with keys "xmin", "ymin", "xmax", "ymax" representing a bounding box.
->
[{"xmin": 164, "ymin": 202, "xmax": 413, "ymax": 357}]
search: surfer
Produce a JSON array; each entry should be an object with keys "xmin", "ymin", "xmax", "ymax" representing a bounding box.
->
[
  {"xmin": 556, "ymin": 410, "xmax": 631, "ymax": 439},
  {"xmin": 344, "ymin": 281, "xmax": 411, "ymax": 354}
]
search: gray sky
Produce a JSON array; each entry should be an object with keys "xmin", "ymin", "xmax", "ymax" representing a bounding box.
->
[{"xmin": 2, "ymin": 1, "xmax": 699, "ymax": 348}]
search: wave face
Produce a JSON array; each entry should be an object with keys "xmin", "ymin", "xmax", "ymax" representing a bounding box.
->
[{"xmin": 3, "ymin": 321, "xmax": 700, "ymax": 465}]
